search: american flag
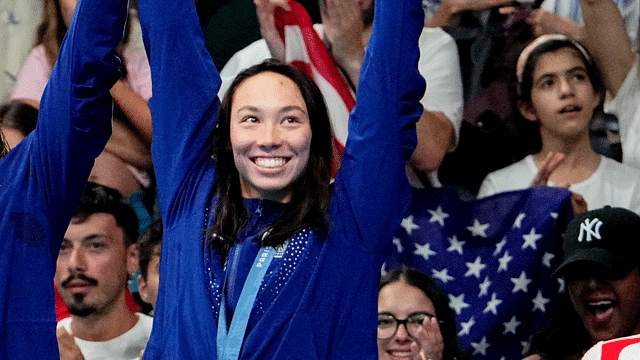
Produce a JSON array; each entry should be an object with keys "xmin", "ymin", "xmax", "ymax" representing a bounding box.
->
[
  {"xmin": 273, "ymin": 0, "xmax": 354, "ymax": 177},
  {"xmin": 386, "ymin": 186, "xmax": 575, "ymax": 360}
]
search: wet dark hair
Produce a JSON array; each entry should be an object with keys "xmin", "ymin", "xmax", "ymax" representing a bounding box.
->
[
  {"xmin": 0, "ymin": 101, "xmax": 39, "ymax": 137},
  {"xmin": 380, "ymin": 267, "xmax": 467, "ymax": 360},
  {"xmin": 72, "ymin": 182, "xmax": 139, "ymax": 246},
  {"xmin": 138, "ymin": 218, "xmax": 163, "ymax": 280},
  {"xmin": 515, "ymin": 38, "xmax": 604, "ymax": 154},
  {"xmin": 208, "ymin": 59, "xmax": 332, "ymax": 259}
]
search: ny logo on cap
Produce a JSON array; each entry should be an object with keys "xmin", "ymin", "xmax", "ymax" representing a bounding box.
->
[{"xmin": 578, "ymin": 218, "xmax": 603, "ymax": 242}]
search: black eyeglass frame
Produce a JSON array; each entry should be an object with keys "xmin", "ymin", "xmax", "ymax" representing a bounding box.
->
[{"xmin": 377, "ymin": 311, "xmax": 443, "ymax": 339}]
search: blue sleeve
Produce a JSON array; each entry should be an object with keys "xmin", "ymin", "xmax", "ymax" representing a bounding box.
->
[
  {"xmin": 138, "ymin": 0, "xmax": 221, "ymax": 224},
  {"xmin": 330, "ymin": 0, "xmax": 425, "ymax": 253},
  {"xmin": 0, "ymin": 0, "xmax": 128, "ymax": 358}
]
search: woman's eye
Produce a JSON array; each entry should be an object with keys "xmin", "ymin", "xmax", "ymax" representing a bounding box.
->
[
  {"xmin": 540, "ymin": 79, "xmax": 554, "ymax": 89},
  {"xmin": 283, "ymin": 117, "xmax": 298, "ymax": 124}
]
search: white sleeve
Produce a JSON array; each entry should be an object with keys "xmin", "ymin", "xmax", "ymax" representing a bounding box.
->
[
  {"xmin": 218, "ymin": 39, "xmax": 272, "ymax": 99},
  {"xmin": 604, "ymin": 54, "xmax": 640, "ymax": 169},
  {"xmin": 418, "ymin": 27, "xmax": 463, "ymax": 151}
]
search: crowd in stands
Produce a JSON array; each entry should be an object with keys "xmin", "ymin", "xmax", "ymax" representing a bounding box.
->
[{"xmin": 2, "ymin": 0, "xmax": 640, "ymax": 359}]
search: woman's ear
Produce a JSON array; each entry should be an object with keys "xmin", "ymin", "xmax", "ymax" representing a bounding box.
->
[{"xmin": 517, "ymin": 100, "xmax": 538, "ymax": 122}]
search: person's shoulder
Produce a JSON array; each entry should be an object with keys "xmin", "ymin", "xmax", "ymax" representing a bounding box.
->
[{"xmin": 600, "ymin": 156, "xmax": 640, "ymax": 180}]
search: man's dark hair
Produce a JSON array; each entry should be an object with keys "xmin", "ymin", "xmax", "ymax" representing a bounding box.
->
[
  {"xmin": 73, "ymin": 182, "xmax": 139, "ymax": 245},
  {"xmin": 138, "ymin": 219, "xmax": 163, "ymax": 280},
  {"xmin": 209, "ymin": 59, "xmax": 332, "ymax": 259}
]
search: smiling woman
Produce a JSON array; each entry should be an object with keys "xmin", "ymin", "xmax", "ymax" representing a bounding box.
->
[
  {"xmin": 136, "ymin": 0, "xmax": 426, "ymax": 357},
  {"xmin": 378, "ymin": 267, "xmax": 466, "ymax": 360}
]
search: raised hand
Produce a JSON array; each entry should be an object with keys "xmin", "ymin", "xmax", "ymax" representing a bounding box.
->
[
  {"xmin": 320, "ymin": 0, "xmax": 367, "ymax": 87},
  {"xmin": 255, "ymin": 0, "xmax": 291, "ymax": 61},
  {"xmin": 410, "ymin": 316, "xmax": 444, "ymax": 360}
]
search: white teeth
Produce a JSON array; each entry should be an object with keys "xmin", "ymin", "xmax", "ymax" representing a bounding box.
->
[
  {"xmin": 589, "ymin": 300, "xmax": 613, "ymax": 306},
  {"xmin": 255, "ymin": 157, "xmax": 286, "ymax": 168}
]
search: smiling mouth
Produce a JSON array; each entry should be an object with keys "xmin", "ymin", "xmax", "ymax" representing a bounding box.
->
[
  {"xmin": 586, "ymin": 300, "xmax": 615, "ymax": 316},
  {"xmin": 559, "ymin": 105, "xmax": 582, "ymax": 114},
  {"xmin": 386, "ymin": 349, "xmax": 414, "ymax": 358},
  {"xmin": 252, "ymin": 157, "xmax": 289, "ymax": 168}
]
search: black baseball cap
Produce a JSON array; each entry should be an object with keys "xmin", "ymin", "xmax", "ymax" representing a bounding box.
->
[{"xmin": 554, "ymin": 206, "xmax": 640, "ymax": 277}]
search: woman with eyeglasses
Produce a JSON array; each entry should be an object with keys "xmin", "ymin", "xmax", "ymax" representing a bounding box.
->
[{"xmin": 379, "ymin": 267, "xmax": 467, "ymax": 360}]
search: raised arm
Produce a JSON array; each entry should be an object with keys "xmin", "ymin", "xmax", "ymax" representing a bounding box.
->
[
  {"xmin": 580, "ymin": 0, "xmax": 635, "ymax": 97},
  {"xmin": 0, "ymin": 0, "xmax": 128, "ymax": 358},
  {"xmin": 332, "ymin": 0, "xmax": 425, "ymax": 251},
  {"xmin": 137, "ymin": 0, "xmax": 221, "ymax": 212}
]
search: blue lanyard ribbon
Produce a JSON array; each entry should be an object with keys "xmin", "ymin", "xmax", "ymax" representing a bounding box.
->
[{"xmin": 217, "ymin": 246, "xmax": 276, "ymax": 360}]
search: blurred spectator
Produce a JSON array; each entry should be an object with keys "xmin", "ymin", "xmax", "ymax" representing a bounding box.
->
[
  {"xmin": 55, "ymin": 183, "xmax": 152, "ymax": 360},
  {"xmin": 0, "ymin": 0, "xmax": 41, "ymax": 102},
  {"xmin": 477, "ymin": 34, "xmax": 640, "ymax": 214},
  {"xmin": 137, "ymin": 219, "xmax": 162, "ymax": 312},
  {"xmin": 197, "ymin": 0, "xmax": 321, "ymax": 71},
  {"xmin": 379, "ymin": 267, "xmax": 467, "ymax": 360},
  {"xmin": 524, "ymin": 207, "xmax": 640, "ymax": 360},
  {"xmin": 579, "ymin": 0, "xmax": 640, "ymax": 169},
  {"xmin": 11, "ymin": 0, "xmax": 154, "ymax": 178}
]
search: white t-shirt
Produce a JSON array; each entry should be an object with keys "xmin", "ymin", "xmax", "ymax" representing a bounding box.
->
[
  {"xmin": 57, "ymin": 313, "xmax": 153, "ymax": 360},
  {"xmin": 477, "ymin": 154, "xmax": 640, "ymax": 214},
  {"xmin": 604, "ymin": 55, "xmax": 640, "ymax": 169},
  {"xmin": 582, "ymin": 334, "xmax": 640, "ymax": 360}
]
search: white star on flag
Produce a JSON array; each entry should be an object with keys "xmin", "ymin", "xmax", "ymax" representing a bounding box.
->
[
  {"xmin": 458, "ymin": 316, "xmax": 475, "ymax": 336},
  {"xmin": 513, "ymin": 213, "xmax": 526, "ymax": 228},
  {"xmin": 522, "ymin": 227, "xmax": 542, "ymax": 250},
  {"xmin": 478, "ymin": 277, "xmax": 491, "ymax": 297},
  {"xmin": 498, "ymin": 250, "xmax": 513, "ymax": 272},
  {"xmin": 467, "ymin": 219, "xmax": 489, "ymax": 238},
  {"xmin": 557, "ymin": 278, "xmax": 565, "ymax": 293},
  {"xmin": 414, "ymin": 242, "xmax": 436, "ymax": 261},
  {"xmin": 503, "ymin": 316, "xmax": 521, "ymax": 335},
  {"xmin": 483, "ymin": 293, "xmax": 502, "ymax": 315},
  {"xmin": 532, "ymin": 291, "xmax": 550, "ymax": 312},
  {"xmin": 493, "ymin": 237, "xmax": 507, "ymax": 256},
  {"xmin": 447, "ymin": 235, "xmax": 465, "ymax": 255},
  {"xmin": 471, "ymin": 336, "xmax": 490, "ymax": 356},
  {"xmin": 392, "ymin": 238, "xmax": 403, "ymax": 253},
  {"xmin": 449, "ymin": 293, "xmax": 470, "ymax": 315},
  {"xmin": 511, "ymin": 271, "xmax": 532, "ymax": 293},
  {"xmin": 465, "ymin": 256, "xmax": 486, "ymax": 278},
  {"xmin": 401, "ymin": 215, "xmax": 420, "ymax": 235},
  {"xmin": 432, "ymin": 268, "xmax": 455, "ymax": 284},
  {"xmin": 428, "ymin": 206, "xmax": 449, "ymax": 227},
  {"xmin": 542, "ymin": 252, "xmax": 555, "ymax": 268}
]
